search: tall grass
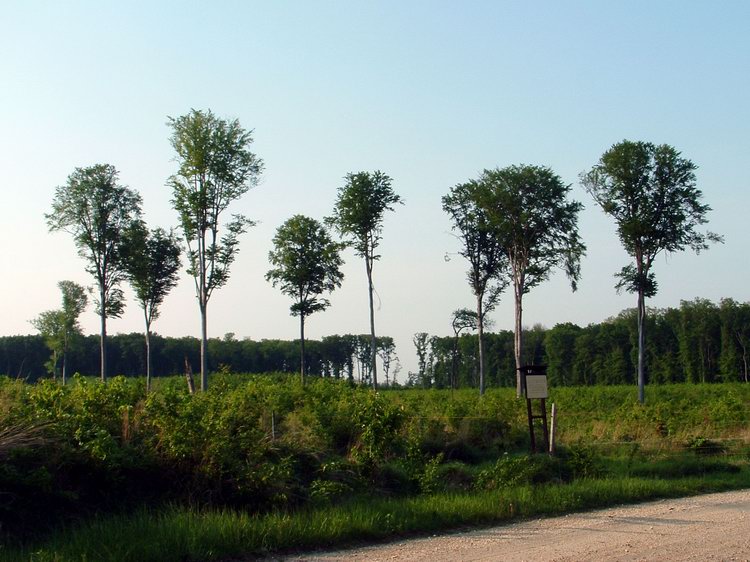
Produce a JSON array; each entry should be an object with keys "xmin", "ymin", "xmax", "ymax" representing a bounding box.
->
[{"xmin": 7, "ymin": 467, "xmax": 750, "ymax": 562}]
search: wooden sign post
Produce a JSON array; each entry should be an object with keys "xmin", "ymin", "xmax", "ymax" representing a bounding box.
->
[{"xmin": 519, "ymin": 365, "xmax": 549, "ymax": 454}]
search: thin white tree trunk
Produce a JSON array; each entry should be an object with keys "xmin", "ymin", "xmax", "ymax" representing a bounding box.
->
[
  {"xmin": 637, "ymin": 288, "xmax": 646, "ymax": 404},
  {"xmin": 100, "ymin": 287, "xmax": 107, "ymax": 382},
  {"xmin": 200, "ymin": 304, "xmax": 208, "ymax": 392},
  {"xmin": 366, "ymin": 257, "xmax": 378, "ymax": 390},
  {"xmin": 145, "ymin": 327, "xmax": 152, "ymax": 393},
  {"xmin": 476, "ymin": 292, "xmax": 486, "ymax": 396},
  {"xmin": 514, "ymin": 279, "xmax": 524, "ymax": 397},
  {"xmin": 300, "ymin": 313, "xmax": 306, "ymax": 384}
]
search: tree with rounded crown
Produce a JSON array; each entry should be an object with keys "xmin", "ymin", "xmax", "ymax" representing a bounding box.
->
[
  {"xmin": 443, "ymin": 180, "xmax": 508, "ymax": 395},
  {"xmin": 478, "ymin": 165, "xmax": 585, "ymax": 397},
  {"xmin": 122, "ymin": 222, "xmax": 182, "ymax": 392},
  {"xmin": 47, "ymin": 164, "xmax": 142, "ymax": 381},
  {"xmin": 581, "ymin": 140, "xmax": 722, "ymax": 403},
  {"xmin": 266, "ymin": 215, "xmax": 344, "ymax": 383},
  {"xmin": 31, "ymin": 280, "xmax": 88, "ymax": 384},
  {"xmin": 328, "ymin": 171, "xmax": 402, "ymax": 390},
  {"xmin": 168, "ymin": 109, "xmax": 263, "ymax": 391}
]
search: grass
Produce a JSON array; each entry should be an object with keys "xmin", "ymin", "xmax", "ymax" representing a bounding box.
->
[{"xmin": 5, "ymin": 463, "xmax": 750, "ymax": 562}]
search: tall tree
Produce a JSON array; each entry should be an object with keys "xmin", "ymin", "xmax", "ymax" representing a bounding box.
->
[
  {"xmin": 266, "ymin": 215, "xmax": 344, "ymax": 383},
  {"xmin": 413, "ymin": 332, "xmax": 429, "ymax": 387},
  {"xmin": 544, "ymin": 322, "xmax": 581, "ymax": 387},
  {"xmin": 31, "ymin": 310, "xmax": 65, "ymax": 379},
  {"xmin": 478, "ymin": 165, "xmax": 585, "ymax": 397},
  {"xmin": 328, "ymin": 171, "xmax": 402, "ymax": 389},
  {"xmin": 122, "ymin": 223, "xmax": 182, "ymax": 391},
  {"xmin": 582, "ymin": 140, "xmax": 722, "ymax": 403},
  {"xmin": 443, "ymin": 180, "xmax": 508, "ymax": 395},
  {"xmin": 450, "ymin": 308, "xmax": 479, "ymax": 390},
  {"xmin": 46, "ymin": 164, "xmax": 142, "ymax": 381},
  {"xmin": 377, "ymin": 336, "xmax": 397, "ymax": 387},
  {"xmin": 31, "ymin": 281, "xmax": 88, "ymax": 385},
  {"xmin": 168, "ymin": 109, "xmax": 263, "ymax": 391},
  {"xmin": 719, "ymin": 299, "xmax": 750, "ymax": 383}
]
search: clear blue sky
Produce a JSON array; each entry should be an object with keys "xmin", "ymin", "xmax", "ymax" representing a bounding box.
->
[{"xmin": 2, "ymin": 1, "xmax": 748, "ymax": 380}]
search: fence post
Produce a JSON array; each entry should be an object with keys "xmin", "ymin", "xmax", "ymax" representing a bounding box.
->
[{"xmin": 549, "ymin": 402, "xmax": 557, "ymax": 456}]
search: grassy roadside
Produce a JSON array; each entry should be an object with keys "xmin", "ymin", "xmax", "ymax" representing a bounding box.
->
[{"xmin": 5, "ymin": 467, "xmax": 750, "ymax": 562}]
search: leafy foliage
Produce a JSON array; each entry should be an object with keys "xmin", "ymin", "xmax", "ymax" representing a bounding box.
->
[
  {"xmin": 582, "ymin": 140, "xmax": 721, "ymax": 297},
  {"xmin": 266, "ymin": 215, "xmax": 344, "ymax": 319},
  {"xmin": 122, "ymin": 225, "xmax": 182, "ymax": 330},
  {"xmin": 443, "ymin": 180, "xmax": 508, "ymax": 394},
  {"xmin": 0, "ymin": 376, "xmax": 749, "ymax": 546},
  {"xmin": 168, "ymin": 109, "xmax": 263, "ymax": 390},
  {"xmin": 477, "ymin": 164, "xmax": 585, "ymax": 394},
  {"xmin": 46, "ymin": 164, "xmax": 142, "ymax": 380},
  {"xmin": 327, "ymin": 170, "xmax": 402, "ymax": 389},
  {"xmin": 582, "ymin": 140, "xmax": 722, "ymax": 402}
]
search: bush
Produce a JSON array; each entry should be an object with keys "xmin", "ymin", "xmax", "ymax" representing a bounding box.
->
[
  {"xmin": 558, "ymin": 445, "xmax": 605, "ymax": 479},
  {"xmin": 629, "ymin": 456, "xmax": 740, "ymax": 479},
  {"xmin": 685, "ymin": 436, "xmax": 727, "ymax": 456},
  {"xmin": 475, "ymin": 454, "xmax": 570, "ymax": 491}
]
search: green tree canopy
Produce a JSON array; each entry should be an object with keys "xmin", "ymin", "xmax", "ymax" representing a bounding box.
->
[
  {"xmin": 31, "ymin": 280, "xmax": 87, "ymax": 384},
  {"xmin": 266, "ymin": 214, "xmax": 344, "ymax": 381},
  {"xmin": 581, "ymin": 140, "xmax": 722, "ymax": 402},
  {"xmin": 328, "ymin": 170, "xmax": 402, "ymax": 389},
  {"xmin": 122, "ymin": 223, "xmax": 182, "ymax": 390},
  {"xmin": 168, "ymin": 108, "xmax": 263, "ymax": 390},
  {"xmin": 478, "ymin": 164, "xmax": 585, "ymax": 396},
  {"xmin": 46, "ymin": 164, "xmax": 142, "ymax": 381},
  {"xmin": 443, "ymin": 179, "xmax": 508, "ymax": 395}
]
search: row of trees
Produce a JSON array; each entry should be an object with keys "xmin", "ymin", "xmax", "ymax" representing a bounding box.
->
[
  {"xmin": 444, "ymin": 140, "xmax": 719, "ymax": 402},
  {"xmin": 40, "ymin": 104, "xmax": 720, "ymax": 400},
  {"xmin": 13, "ymin": 297, "xmax": 750, "ymax": 387},
  {"xmin": 44, "ymin": 109, "xmax": 402, "ymax": 391},
  {"xmin": 413, "ymin": 298, "xmax": 750, "ymax": 389},
  {"xmin": 0, "ymin": 333, "xmax": 400, "ymax": 384}
]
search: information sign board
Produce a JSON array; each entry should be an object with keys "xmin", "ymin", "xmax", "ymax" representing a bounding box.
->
[{"xmin": 525, "ymin": 374, "xmax": 548, "ymax": 399}]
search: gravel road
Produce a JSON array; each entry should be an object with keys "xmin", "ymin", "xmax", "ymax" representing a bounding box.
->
[{"xmin": 279, "ymin": 489, "xmax": 750, "ymax": 561}]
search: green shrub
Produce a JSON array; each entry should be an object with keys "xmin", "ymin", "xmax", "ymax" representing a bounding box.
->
[
  {"xmin": 559, "ymin": 445, "xmax": 605, "ymax": 479},
  {"xmin": 629, "ymin": 456, "xmax": 740, "ymax": 479},
  {"xmin": 434, "ymin": 461, "xmax": 475, "ymax": 492},
  {"xmin": 475, "ymin": 454, "xmax": 570, "ymax": 491},
  {"xmin": 685, "ymin": 436, "xmax": 727, "ymax": 456}
]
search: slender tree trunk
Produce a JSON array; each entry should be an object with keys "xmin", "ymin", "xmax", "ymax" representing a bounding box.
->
[
  {"xmin": 451, "ymin": 336, "xmax": 458, "ymax": 390},
  {"xmin": 476, "ymin": 292, "xmax": 486, "ymax": 396},
  {"xmin": 514, "ymin": 280, "xmax": 524, "ymax": 397},
  {"xmin": 736, "ymin": 332, "xmax": 748, "ymax": 382},
  {"xmin": 62, "ymin": 351, "xmax": 67, "ymax": 386},
  {"xmin": 100, "ymin": 287, "xmax": 107, "ymax": 382},
  {"xmin": 300, "ymin": 313, "xmax": 306, "ymax": 385},
  {"xmin": 145, "ymin": 326, "xmax": 152, "ymax": 393},
  {"xmin": 198, "ymin": 225, "xmax": 209, "ymax": 391},
  {"xmin": 637, "ymin": 288, "xmax": 646, "ymax": 404},
  {"xmin": 200, "ymin": 303, "xmax": 208, "ymax": 392},
  {"xmin": 366, "ymin": 256, "xmax": 378, "ymax": 390}
]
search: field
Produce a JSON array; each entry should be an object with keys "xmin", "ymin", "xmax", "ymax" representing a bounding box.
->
[{"xmin": 0, "ymin": 375, "xmax": 749, "ymax": 561}]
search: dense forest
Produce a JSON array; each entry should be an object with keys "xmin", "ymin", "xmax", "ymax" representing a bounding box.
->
[{"xmin": 5, "ymin": 298, "xmax": 749, "ymax": 387}]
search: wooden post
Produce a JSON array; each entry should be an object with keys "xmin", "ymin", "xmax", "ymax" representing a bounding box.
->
[
  {"xmin": 540, "ymin": 398, "xmax": 550, "ymax": 454},
  {"xmin": 184, "ymin": 357, "xmax": 196, "ymax": 395},
  {"xmin": 526, "ymin": 397, "xmax": 537, "ymax": 453},
  {"xmin": 549, "ymin": 402, "xmax": 557, "ymax": 456},
  {"xmin": 520, "ymin": 365, "xmax": 549, "ymax": 454}
]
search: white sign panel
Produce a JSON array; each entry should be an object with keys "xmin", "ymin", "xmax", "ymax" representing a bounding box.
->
[{"xmin": 525, "ymin": 374, "xmax": 548, "ymax": 399}]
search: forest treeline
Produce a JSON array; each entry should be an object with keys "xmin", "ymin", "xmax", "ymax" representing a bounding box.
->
[
  {"xmin": 0, "ymin": 332, "xmax": 398, "ymax": 385},
  {"xmin": 422, "ymin": 298, "xmax": 750, "ymax": 388},
  {"xmin": 4, "ymin": 298, "xmax": 748, "ymax": 387}
]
